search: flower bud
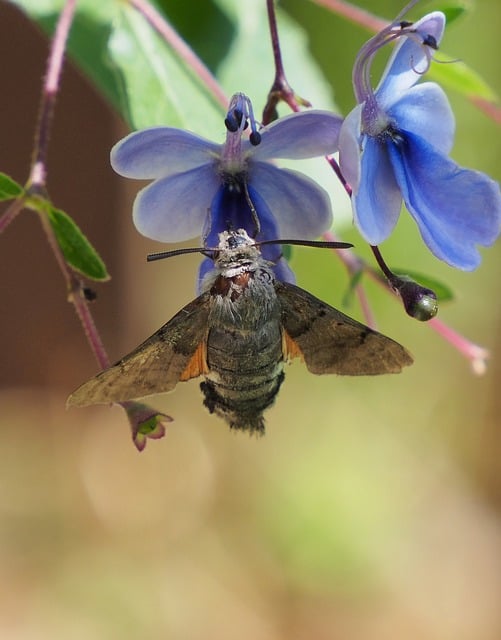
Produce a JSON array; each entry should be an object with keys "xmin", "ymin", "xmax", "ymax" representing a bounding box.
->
[{"xmin": 391, "ymin": 275, "xmax": 438, "ymax": 321}]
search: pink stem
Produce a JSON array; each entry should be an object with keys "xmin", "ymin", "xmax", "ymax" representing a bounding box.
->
[
  {"xmin": 29, "ymin": 0, "xmax": 77, "ymax": 190},
  {"xmin": 428, "ymin": 317, "xmax": 489, "ymax": 375},
  {"xmin": 308, "ymin": 0, "xmax": 387, "ymax": 32},
  {"xmin": 37, "ymin": 208, "xmax": 111, "ymax": 369},
  {"xmin": 26, "ymin": 0, "xmax": 111, "ymax": 370},
  {"xmin": 0, "ymin": 198, "xmax": 25, "ymax": 234}
]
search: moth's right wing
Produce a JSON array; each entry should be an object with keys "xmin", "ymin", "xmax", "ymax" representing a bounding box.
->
[
  {"xmin": 68, "ymin": 293, "xmax": 211, "ymax": 407},
  {"xmin": 277, "ymin": 282, "xmax": 413, "ymax": 375}
]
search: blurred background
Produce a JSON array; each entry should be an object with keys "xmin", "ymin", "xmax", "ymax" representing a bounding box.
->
[{"xmin": 1, "ymin": 1, "xmax": 501, "ymax": 638}]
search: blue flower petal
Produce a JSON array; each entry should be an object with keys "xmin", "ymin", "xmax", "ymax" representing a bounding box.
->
[
  {"xmin": 352, "ymin": 137, "xmax": 402, "ymax": 245},
  {"xmin": 204, "ymin": 183, "xmax": 294, "ymax": 280},
  {"xmin": 111, "ymin": 127, "xmax": 220, "ymax": 179},
  {"xmin": 248, "ymin": 111, "xmax": 342, "ymax": 161},
  {"xmin": 389, "ymin": 83, "xmax": 455, "ymax": 155},
  {"xmin": 133, "ymin": 164, "xmax": 220, "ymax": 242},
  {"xmin": 249, "ymin": 162, "xmax": 333, "ymax": 238},
  {"xmin": 377, "ymin": 12, "xmax": 446, "ymax": 109},
  {"xmin": 388, "ymin": 131, "xmax": 501, "ymax": 269},
  {"xmin": 338, "ymin": 105, "xmax": 363, "ymax": 191},
  {"xmin": 204, "ymin": 183, "xmax": 280, "ymax": 247}
]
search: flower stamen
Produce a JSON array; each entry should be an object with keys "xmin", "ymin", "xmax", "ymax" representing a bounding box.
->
[{"xmin": 224, "ymin": 92, "xmax": 261, "ymax": 146}]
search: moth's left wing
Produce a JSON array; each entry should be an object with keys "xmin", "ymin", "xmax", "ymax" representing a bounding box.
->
[
  {"xmin": 277, "ymin": 282, "xmax": 413, "ymax": 375},
  {"xmin": 68, "ymin": 293, "xmax": 211, "ymax": 407}
]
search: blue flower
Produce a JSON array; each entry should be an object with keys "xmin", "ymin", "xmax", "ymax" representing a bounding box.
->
[
  {"xmin": 111, "ymin": 93, "xmax": 343, "ymax": 283},
  {"xmin": 339, "ymin": 11, "xmax": 501, "ymax": 270}
]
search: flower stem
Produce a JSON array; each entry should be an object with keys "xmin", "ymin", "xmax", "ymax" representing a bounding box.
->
[
  {"xmin": 307, "ymin": 0, "xmax": 421, "ymax": 32},
  {"xmin": 262, "ymin": 0, "xmax": 311, "ymax": 125},
  {"xmin": 28, "ymin": 0, "xmax": 77, "ymax": 192},
  {"xmin": 370, "ymin": 244, "xmax": 394, "ymax": 280},
  {"xmin": 428, "ymin": 317, "xmax": 489, "ymax": 375},
  {"xmin": 0, "ymin": 197, "xmax": 25, "ymax": 235},
  {"xmin": 24, "ymin": 0, "xmax": 111, "ymax": 370},
  {"xmin": 307, "ymin": 0, "xmax": 386, "ymax": 32}
]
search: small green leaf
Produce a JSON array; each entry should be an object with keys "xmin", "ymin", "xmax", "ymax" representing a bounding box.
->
[
  {"xmin": 392, "ymin": 269, "xmax": 454, "ymax": 303},
  {"xmin": 430, "ymin": 1, "xmax": 471, "ymax": 25},
  {"xmin": 47, "ymin": 205, "xmax": 109, "ymax": 281},
  {"xmin": 0, "ymin": 172, "xmax": 24, "ymax": 200},
  {"xmin": 429, "ymin": 55, "xmax": 498, "ymax": 102}
]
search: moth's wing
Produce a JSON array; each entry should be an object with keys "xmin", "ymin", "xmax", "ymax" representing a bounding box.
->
[
  {"xmin": 277, "ymin": 282, "xmax": 413, "ymax": 375},
  {"xmin": 68, "ymin": 293, "xmax": 211, "ymax": 407}
]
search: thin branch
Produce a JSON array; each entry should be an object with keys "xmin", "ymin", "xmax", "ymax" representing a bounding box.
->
[
  {"xmin": 307, "ymin": 0, "xmax": 387, "ymax": 32},
  {"xmin": 262, "ymin": 0, "xmax": 311, "ymax": 124},
  {"xmin": 429, "ymin": 317, "xmax": 489, "ymax": 375},
  {"xmin": 36, "ymin": 208, "xmax": 110, "ymax": 368},
  {"xmin": 0, "ymin": 197, "xmax": 25, "ymax": 235},
  {"xmin": 28, "ymin": 0, "xmax": 77, "ymax": 191},
  {"xmin": 25, "ymin": 0, "xmax": 112, "ymax": 370}
]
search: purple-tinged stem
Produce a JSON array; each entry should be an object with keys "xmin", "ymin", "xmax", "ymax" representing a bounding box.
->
[
  {"xmin": 307, "ymin": 0, "xmax": 387, "ymax": 32},
  {"xmin": 28, "ymin": 0, "xmax": 77, "ymax": 191},
  {"xmin": 0, "ymin": 198, "xmax": 25, "ymax": 234},
  {"xmin": 370, "ymin": 244, "xmax": 394, "ymax": 281},
  {"xmin": 325, "ymin": 155, "xmax": 352, "ymax": 197},
  {"xmin": 129, "ymin": 0, "xmax": 228, "ymax": 109},
  {"xmin": 307, "ymin": 0, "xmax": 421, "ymax": 33},
  {"xmin": 24, "ymin": 0, "xmax": 112, "ymax": 370},
  {"xmin": 36, "ymin": 205, "xmax": 111, "ymax": 369},
  {"xmin": 262, "ymin": 0, "xmax": 311, "ymax": 125}
]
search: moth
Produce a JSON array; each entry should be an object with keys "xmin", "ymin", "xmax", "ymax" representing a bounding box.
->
[{"xmin": 68, "ymin": 229, "xmax": 413, "ymax": 433}]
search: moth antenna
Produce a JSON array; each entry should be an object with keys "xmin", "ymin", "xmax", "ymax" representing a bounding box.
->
[
  {"xmin": 147, "ymin": 247, "xmax": 212, "ymax": 262},
  {"xmin": 147, "ymin": 238, "xmax": 353, "ymax": 263},
  {"xmin": 257, "ymin": 239, "xmax": 353, "ymax": 250}
]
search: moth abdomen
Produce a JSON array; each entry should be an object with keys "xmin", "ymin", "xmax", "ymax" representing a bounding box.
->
[{"xmin": 200, "ymin": 369, "xmax": 285, "ymax": 434}]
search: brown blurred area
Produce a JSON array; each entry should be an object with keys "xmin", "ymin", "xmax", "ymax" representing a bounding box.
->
[
  {"xmin": 0, "ymin": 2, "xmax": 125, "ymax": 390},
  {"xmin": 2, "ymin": 3, "xmax": 501, "ymax": 640}
]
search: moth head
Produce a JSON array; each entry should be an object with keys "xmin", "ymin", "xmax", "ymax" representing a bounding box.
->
[{"xmin": 214, "ymin": 229, "xmax": 262, "ymax": 272}]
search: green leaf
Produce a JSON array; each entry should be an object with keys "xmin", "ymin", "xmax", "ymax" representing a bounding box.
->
[
  {"xmin": 0, "ymin": 172, "xmax": 24, "ymax": 200},
  {"xmin": 107, "ymin": 4, "xmax": 225, "ymax": 133},
  {"xmin": 9, "ymin": 0, "xmax": 226, "ymax": 136},
  {"xmin": 429, "ymin": 55, "xmax": 499, "ymax": 102},
  {"xmin": 429, "ymin": 1, "xmax": 471, "ymax": 24},
  {"xmin": 392, "ymin": 269, "xmax": 454, "ymax": 303},
  {"xmin": 46, "ymin": 205, "xmax": 109, "ymax": 281}
]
